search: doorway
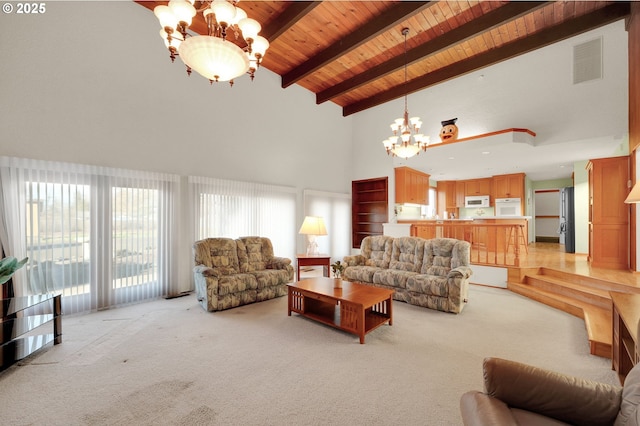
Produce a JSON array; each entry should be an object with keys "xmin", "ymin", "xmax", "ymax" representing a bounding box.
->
[{"xmin": 534, "ymin": 189, "xmax": 560, "ymax": 243}]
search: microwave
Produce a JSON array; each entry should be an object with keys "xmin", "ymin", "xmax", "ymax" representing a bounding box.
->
[{"xmin": 464, "ymin": 195, "xmax": 490, "ymax": 208}]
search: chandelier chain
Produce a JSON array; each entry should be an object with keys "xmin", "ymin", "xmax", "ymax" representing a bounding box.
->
[{"xmin": 381, "ymin": 27, "xmax": 430, "ymax": 159}]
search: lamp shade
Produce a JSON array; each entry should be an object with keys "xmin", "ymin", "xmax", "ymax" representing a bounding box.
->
[
  {"xmin": 298, "ymin": 216, "xmax": 327, "ymax": 236},
  {"xmin": 625, "ymin": 181, "xmax": 640, "ymax": 203}
]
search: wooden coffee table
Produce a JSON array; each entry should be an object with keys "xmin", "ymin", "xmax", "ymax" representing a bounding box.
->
[{"xmin": 287, "ymin": 277, "xmax": 393, "ymax": 344}]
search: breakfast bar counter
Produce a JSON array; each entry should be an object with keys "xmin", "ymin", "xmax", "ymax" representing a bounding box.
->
[{"xmin": 398, "ymin": 217, "xmax": 531, "ymax": 265}]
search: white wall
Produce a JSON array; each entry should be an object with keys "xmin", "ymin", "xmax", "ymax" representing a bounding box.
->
[{"xmin": 0, "ymin": 2, "xmax": 352, "ymax": 193}]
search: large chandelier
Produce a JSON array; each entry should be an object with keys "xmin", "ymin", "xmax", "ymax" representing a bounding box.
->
[
  {"xmin": 382, "ymin": 28, "xmax": 429, "ymax": 159},
  {"xmin": 154, "ymin": 0, "xmax": 269, "ymax": 85}
]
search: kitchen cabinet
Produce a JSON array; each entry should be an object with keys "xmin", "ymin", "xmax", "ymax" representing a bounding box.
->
[
  {"xmin": 465, "ymin": 178, "xmax": 492, "ymax": 196},
  {"xmin": 412, "ymin": 224, "xmax": 437, "ymax": 239},
  {"xmin": 395, "ymin": 167, "xmax": 430, "ymax": 205},
  {"xmin": 352, "ymin": 177, "xmax": 388, "ymax": 249},
  {"xmin": 455, "ymin": 181, "xmax": 466, "ymax": 207},
  {"xmin": 436, "ymin": 180, "xmax": 459, "ymax": 218},
  {"xmin": 587, "ymin": 156, "xmax": 629, "ymax": 269},
  {"xmin": 444, "ymin": 181, "xmax": 457, "ymax": 209},
  {"xmin": 493, "ymin": 173, "xmax": 525, "ymax": 199}
]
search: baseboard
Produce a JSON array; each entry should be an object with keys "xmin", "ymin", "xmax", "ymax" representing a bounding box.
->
[
  {"xmin": 165, "ymin": 291, "xmax": 193, "ymax": 300},
  {"xmin": 536, "ymin": 236, "xmax": 559, "ymax": 243}
]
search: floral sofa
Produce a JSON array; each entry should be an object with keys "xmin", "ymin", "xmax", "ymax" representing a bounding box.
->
[
  {"xmin": 343, "ymin": 235, "xmax": 472, "ymax": 314},
  {"xmin": 193, "ymin": 236, "xmax": 294, "ymax": 312}
]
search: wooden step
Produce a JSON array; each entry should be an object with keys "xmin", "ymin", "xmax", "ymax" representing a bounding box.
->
[
  {"xmin": 524, "ymin": 274, "xmax": 611, "ymax": 310},
  {"xmin": 583, "ymin": 306, "xmax": 613, "ymax": 359},
  {"xmin": 539, "ymin": 268, "xmax": 640, "ymax": 294},
  {"xmin": 508, "ymin": 281, "xmax": 590, "ymax": 319}
]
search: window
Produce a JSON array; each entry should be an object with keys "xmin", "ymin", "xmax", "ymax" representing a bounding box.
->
[
  {"xmin": 189, "ymin": 176, "xmax": 296, "ymax": 260},
  {"xmin": 0, "ymin": 157, "xmax": 180, "ymax": 314}
]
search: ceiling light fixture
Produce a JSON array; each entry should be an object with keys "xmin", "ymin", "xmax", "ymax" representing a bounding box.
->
[
  {"xmin": 155, "ymin": 0, "xmax": 269, "ymax": 85},
  {"xmin": 382, "ymin": 28, "xmax": 429, "ymax": 159}
]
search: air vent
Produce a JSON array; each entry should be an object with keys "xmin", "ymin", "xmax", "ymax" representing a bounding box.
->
[{"xmin": 573, "ymin": 37, "xmax": 602, "ymax": 84}]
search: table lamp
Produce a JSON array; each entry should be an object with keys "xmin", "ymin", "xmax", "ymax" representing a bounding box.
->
[{"xmin": 299, "ymin": 216, "xmax": 327, "ymax": 256}]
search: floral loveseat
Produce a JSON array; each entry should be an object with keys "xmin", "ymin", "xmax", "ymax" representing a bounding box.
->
[
  {"xmin": 193, "ymin": 236, "xmax": 294, "ymax": 312},
  {"xmin": 343, "ymin": 235, "xmax": 472, "ymax": 314}
]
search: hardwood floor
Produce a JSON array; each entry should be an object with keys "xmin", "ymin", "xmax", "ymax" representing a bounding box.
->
[
  {"xmin": 505, "ymin": 242, "xmax": 640, "ymax": 358},
  {"xmin": 515, "ymin": 242, "xmax": 640, "ymax": 289}
]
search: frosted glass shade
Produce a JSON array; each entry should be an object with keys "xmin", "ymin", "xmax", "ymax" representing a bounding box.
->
[
  {"xmin": 178, "ymin": 36, "xmax": 250, "ymax": 82},
  {"xmin": 154, "ymin": 5, "xmax": 178, "ymax": 29},
  {"xmin": 393, "ymin": 144, "xmax": 420, "ymax": 159},
  {"xmin": 209, "ymin": 0, "xmax": 236, "ymax": 26},
  {"xmin": 168, "ymin": 0, "xmax": 196, "ymax": 25},
  {"xmin": 238, "ymin": 18, "xmax": 261, "ymax": 41},
  {"xmin": 251, "ymin": 35, "xmax": 269, "ymax": 58}
]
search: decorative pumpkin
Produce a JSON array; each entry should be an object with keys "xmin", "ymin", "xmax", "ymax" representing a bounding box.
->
[{"xmin": 440, "ymin": 118, "xmax": 459, "ymax": 142}]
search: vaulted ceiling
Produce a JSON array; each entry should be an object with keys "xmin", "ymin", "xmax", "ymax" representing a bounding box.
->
[{"xmin": 138, "ymin": 1, "xmax": 630, "ymax": 117}]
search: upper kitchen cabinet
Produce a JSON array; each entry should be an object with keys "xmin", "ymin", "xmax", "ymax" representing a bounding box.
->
[
  {"xmin": 465, "ymin": 178, "xmax": 492, "ymax": 196},
  {"xmin": 493, "ymin": 173, "xmax": 525, "ymax": 199},
  {"xmin": 395, "ymin": 167, "xmax": 431, "ymax": 205},
  {"xmin": 455, "ymin": 181, "xmax": 466, "ymax": 207}
]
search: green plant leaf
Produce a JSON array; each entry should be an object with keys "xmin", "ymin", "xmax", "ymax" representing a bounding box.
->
[{"xmin": 0, "ymin": 256, "xmax": 28, "ymax": 285}]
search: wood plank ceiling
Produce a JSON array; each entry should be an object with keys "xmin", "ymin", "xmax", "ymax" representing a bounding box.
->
[{"xmin": 136, "ymin": 1, "xmax": 631, "ymax": 117}]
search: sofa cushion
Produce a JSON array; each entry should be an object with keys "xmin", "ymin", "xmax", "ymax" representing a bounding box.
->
[
  {"xmin": 406, "ymin": 274, "xmax": 449, "ymax": 297},
  {"xmin": 422, "ymin": 238, "xmax": 459, "ymax": 276},
  {"xmin": 194, "ymin": 238, "xmax": 240, "ymax": 275},
  {"xmin": 616, "ymin": 362, "xmax": 640, "ymax": 426},
  {"xmin": 361, "ymin": 235, "xmax": 393, "ymax": 268},
  {"xmin": 251, "ymin": 269, "xmax": 291, "ymax": 290},
  {"xmin": 344, "ymin": 265, "xmax": 382, "ymax": 283},
  {"xmin": 237, "ymin": 236, "xmax": 273, "ymax": 272},
  {"xmin": 373, "ymin": 269, "xmax": 416, "ymax": 289},
  {"xmin": 217, "ymin": 273, "xmax": 258, "ymax": 296},
  {"xmin": 511, "ymin": 408, "xmax": 570, "ymax": 425},
  {"xmin": 389, "ymin": 237, "xmax": 424, "ymax": 272}
]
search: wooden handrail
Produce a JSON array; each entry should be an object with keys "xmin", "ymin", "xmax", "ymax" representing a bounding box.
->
[{"xmin": 410, "ymin": 222, "xmax": 527, "ymax": 267}]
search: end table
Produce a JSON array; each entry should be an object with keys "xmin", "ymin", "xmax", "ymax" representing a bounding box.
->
[{"xmin": 295, "ymin": 254, "xmax": 331, "ymax": 281}]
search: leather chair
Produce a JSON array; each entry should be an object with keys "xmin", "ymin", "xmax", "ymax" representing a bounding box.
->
[{"xmin": 460, "ymin": 357, "xmax": 640, "ymax": 425}]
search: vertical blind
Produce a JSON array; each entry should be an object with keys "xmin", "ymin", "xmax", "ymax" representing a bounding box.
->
[
  {"xmin": 0, "ymin": 158, "xmax": 345, "ymax": 314},
  {"xmin": 189, "ymin": 176, "xmax": 297, "ymax": 260},
  {"xmin": 0, "ymin": 157, "xmax": 180, "ymax": 314}
]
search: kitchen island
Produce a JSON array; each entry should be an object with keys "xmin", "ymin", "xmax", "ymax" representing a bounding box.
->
[{"xmin": 398, "ymin": 216, "xmax": 531, "ymax": 266}]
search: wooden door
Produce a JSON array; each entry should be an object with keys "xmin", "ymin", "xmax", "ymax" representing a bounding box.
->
[{"xmin": 587, "ymin": 156, "xmax": 630, "ymax": 269}]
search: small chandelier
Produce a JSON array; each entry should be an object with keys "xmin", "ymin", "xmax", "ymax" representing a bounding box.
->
[
  {"xmin": 154, "ymin": 0, "xmax": 269, "ymax": 85},
  {"xmin": 382, "ymin": 28, "xmax": 429, "ymax": 159}
]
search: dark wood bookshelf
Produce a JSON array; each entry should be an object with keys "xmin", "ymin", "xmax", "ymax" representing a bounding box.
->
[{"xmin": 352, "ymin": 177, "xmax": 388, "ymax": 249}]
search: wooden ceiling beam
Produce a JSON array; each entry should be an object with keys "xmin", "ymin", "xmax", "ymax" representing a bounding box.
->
[
  {"xmin": 260, "ymin": 1, "xmax": 322, "ymax": 42},
  {"xmin": 316, "ymin": 1, "xmax": 550, "ymax": 105},
  {"xmin": 281, "ymin": 1, "xmax": 435, "ymax": 89},
  {"xmin": 343, "ymin": 2, "xmax": 631, "ymax": 117}
]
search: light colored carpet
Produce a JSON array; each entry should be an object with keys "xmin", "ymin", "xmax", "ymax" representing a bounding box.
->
[{"xmin": 1, "ymin": 284, "xmax": 619, "ymax": 425}]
